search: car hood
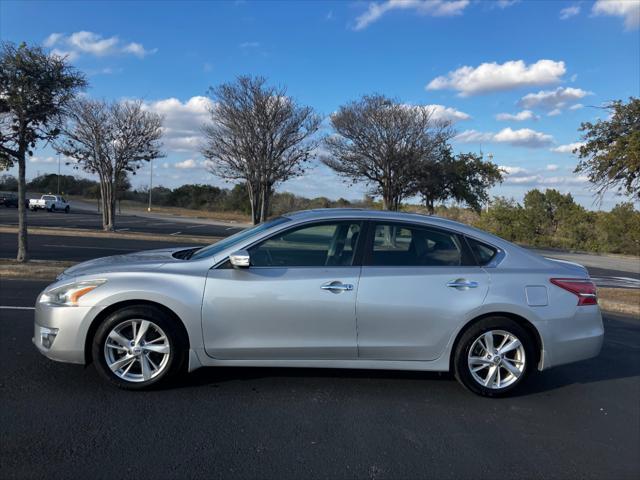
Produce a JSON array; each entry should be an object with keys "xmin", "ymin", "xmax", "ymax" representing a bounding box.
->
[{"xmin": 59, "ymin": 247, "xmax": 189, "ymax": 279}]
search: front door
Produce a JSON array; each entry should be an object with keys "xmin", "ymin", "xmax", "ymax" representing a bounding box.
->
[
  {"xmin": 356, "ymin": 221, "xmax": 489, "ymax": 361},
  {"xmin": 202, "ymin": 221, "xmax": 364, "ymax": 360}
]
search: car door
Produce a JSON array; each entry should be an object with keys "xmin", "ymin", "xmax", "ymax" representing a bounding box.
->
[
  {"xmin": 202, "ymin": 220, "xmax": 364, "ymax": 360},
  {"xmin": 356, "ymin": 221, "xmax": 489, "ymax": 361}
]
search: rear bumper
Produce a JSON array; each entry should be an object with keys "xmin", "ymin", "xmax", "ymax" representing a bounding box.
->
[{"xmin": 539, "ymin": 305, "xmax": 604, "ymax": 370}]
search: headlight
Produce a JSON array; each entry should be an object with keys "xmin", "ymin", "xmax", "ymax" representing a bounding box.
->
[{"xmin": 40, "ymin": 280, "xmax": 106, "ymax": 306}]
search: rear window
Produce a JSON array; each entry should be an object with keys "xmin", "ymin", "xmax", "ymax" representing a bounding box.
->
[{"xmin": 466, "ymin": 237, "xmax": 498, "ymax": 266}]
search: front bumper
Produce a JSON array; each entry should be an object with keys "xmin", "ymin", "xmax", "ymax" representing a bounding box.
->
[
  {"xmin": 539, "ymin": 305, "xmax": 604, "ymax": 370},
  {"xmin": 33, "ymin": 301, "xmax": 104, "ymax": 364}
]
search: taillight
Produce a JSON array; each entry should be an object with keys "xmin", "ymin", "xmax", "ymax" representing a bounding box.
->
[{"xmin": 550, "ymin": 278, "xmax": 598, "ymax": 306}]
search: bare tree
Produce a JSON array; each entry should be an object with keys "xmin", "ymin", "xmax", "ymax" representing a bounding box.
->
[
  {"xmin": 201, "ymin": 76, "xmax": 321, "ymax": 224},
  {"xmin": 323, "ymin": 95, "xmax": 453, "ymax": 210},
  {"xmin": 55, "ymin": 99, "xmax": 163, "ymax": 230},
  {"xmin": 0, "ymin": 42, "xmax": 86, "ymax": 262}
]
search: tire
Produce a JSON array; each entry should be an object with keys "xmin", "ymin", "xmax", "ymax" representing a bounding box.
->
[
  {"xmin": 50, "ymin": 205, "xmax": 55, "ymax": 212},
  {"xmin": 92, "ymin": 305, "xmax": 188, "ymax": 390},
  {"xmin": 64, "ymin": 206, "xmax": 70, "ymax": 214},
  {"xmin": 453, "ymin": 316, "xmax": 536, "ymax": 397}
]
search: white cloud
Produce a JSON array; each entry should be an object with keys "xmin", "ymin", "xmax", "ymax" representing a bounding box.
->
[
  {"xmin": 175, "ymin": 159, "xmax": 198, "ymax": 169},
  {"xmin": 495, "ymin": 0, "xmax": 519, "ymax": 7},
  {"xmin": 518, "ymin": 86, "xmax": 591, "ymax": 111},
  {"xmin": 426, "ymin": 59, "xmax": 566, "ymax": 96},
  {"xmin": 592, "ymin": 0, "xmax": 640, "ymax": 30},
  {"xmin": 239, "ymin": 41, "xmax": 260, "ymax": 48},
  {"xmin": 547, "ymin": 108, "xmax": 562, "ymax": 117},
  {"xmin": 499, "ymin": 164, "xmax": 588, "ymax": 186},
  {"xmin": 560, "ymin": 5, "xmax": 580, "ymax": 19},
  {"xmin": 44, "ymin": 31, "xmax": 156, "ymax": 59},
  {"xmin": 456, "ymin": 127, "xmax": 554, "ymax": 148},
  {"xmin": 495, "ymin": 110, "xmax": 538, "ymax": 121},
  {"xmin": 122, "ymin": 42, "xmax": 157, "ymax": 58},
  {"xmin": 141, "ymin": 96, "xmax": 214, "ymax": 153},
  {"xmin": 424, "ymin": 104, "xmax": 471, "ymax": 122},
  {"xmin": 551, "ymin": 142, "xmax": 585, "ymax": 154},
  {"xmin": 354, "ymin": 0, "xmax": 470, "ymax": 31},
  {"xmin": 29, "ymin": 156, "xmax": 57, "ymax": 164}
]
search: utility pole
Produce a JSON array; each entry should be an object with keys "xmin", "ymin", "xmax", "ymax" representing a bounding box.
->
[
  {"xmin": 57, "ymin": 153, "xmax": 61, "ymax": 194},
  {"xmin": 147, "ymin": 159, "xmax": 153, "ymax": 212}
]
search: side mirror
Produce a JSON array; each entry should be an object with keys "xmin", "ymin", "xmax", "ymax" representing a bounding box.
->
[{"xmin": 229, "ymin": 250, "xmax": 251, "ymax": 268}]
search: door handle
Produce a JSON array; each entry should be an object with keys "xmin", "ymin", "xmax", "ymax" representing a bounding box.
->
[
  {"xmin": 321, "ymin": 281, "xmax": 354, "ymax": 292},
  {"xmin": 447, "ymin": 279, "xmax": 479, "ymax": 289}
]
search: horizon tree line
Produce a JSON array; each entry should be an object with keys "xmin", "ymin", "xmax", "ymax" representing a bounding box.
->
[{"xmin": 2, "ymin": 40, "xmax": 638, "ymax": 262}]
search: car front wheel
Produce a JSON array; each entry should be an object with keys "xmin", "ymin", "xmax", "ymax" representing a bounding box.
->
[
  {"xmin": 454, "ymin": 317, "xmax": 535, "ymax": 397},
  {"xmin": 92, "ymin": 305, "xmax": 187, "ymax": 390}
]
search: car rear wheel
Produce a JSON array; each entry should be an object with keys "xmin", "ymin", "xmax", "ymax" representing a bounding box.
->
[
  {"xmin": 454, "ymin": 317, "xmax": 535, "ymax": 397},
  {"xmin": 64, "ymin": 205, "xmax": 70, "ymax": 213},
  {"xmin": 92, "ymin": 305, "xmax": 188, "ymax": 390},
  {"xmin": 50, "ymin": 205, "xmax": 55, "ymax": 212}
]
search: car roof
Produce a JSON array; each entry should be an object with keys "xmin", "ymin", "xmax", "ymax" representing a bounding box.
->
[{"xmin": 286, "ymin": 208, "xmax": 469, "ymax": 230}]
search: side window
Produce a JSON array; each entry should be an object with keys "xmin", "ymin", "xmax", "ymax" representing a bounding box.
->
[
  {"xmin": 249, "ymin": 221, "xmax": 362, "ymax": 267},
  {"xmin": 466, "ymin": 237, "xmax": 498, "ymax": 266},
  {"xmin": 368, "ymin": 223, "xmax": 464, "ymax": 267}
]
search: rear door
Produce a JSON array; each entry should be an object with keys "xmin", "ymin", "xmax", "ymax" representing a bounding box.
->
[{"xmin": 356, "ymin": 221, "xmax": 489, "ymax": 361}]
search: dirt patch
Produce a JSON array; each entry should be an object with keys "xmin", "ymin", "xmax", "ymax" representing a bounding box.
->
[
  {"xmin": 0, "ymin": 259, "xmax": 74, "ymax": 280},
  {"xmin": 598, "ymin": 288, "xmax": 640, "ymax": 317}
]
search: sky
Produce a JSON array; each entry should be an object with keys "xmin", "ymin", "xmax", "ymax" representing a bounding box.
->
[{"xmin": 1, "ymin": 0, "xmax": 639, "ymax": 210}]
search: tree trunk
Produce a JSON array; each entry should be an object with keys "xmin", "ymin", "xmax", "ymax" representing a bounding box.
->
[
  {"xmin": 246, "ymin": 182, "xmax": 261, "ymax": 225},
  {"xmin": 104, "ymin": 179, "xmax": 116, "ymax": 231},
  {"xmin": 16, "ymin": 153, "xmax": 29, "ymax": 263},
  {"xmin": 426, "ymin": 197, "xmax": 435, "ymax": 215},
  {"xmin": 259, "ymin": 184, "xmax": 271, "ymax": 223}
]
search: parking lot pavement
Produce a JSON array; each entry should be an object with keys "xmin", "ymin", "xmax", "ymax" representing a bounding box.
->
[
  {"xmin": 0, "ymin": 232, "xmax": 201, "ymax": 262},
  {"xmin": 1, "ymin": 279, "xmax": 638, "ymax": 480},
  {"xmin": 0, "ymin": 203, "xmax": 243, "ymax": 237}
]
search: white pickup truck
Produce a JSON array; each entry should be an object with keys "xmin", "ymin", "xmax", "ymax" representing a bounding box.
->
[{"xmin": 29, "ymin": 195, "xmax": 70, "ymax": 213}]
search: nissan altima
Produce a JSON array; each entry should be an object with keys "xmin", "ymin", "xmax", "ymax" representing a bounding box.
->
[{"xmin": 33, "ymin": 209, "xmax": 604, "ymax": 396}]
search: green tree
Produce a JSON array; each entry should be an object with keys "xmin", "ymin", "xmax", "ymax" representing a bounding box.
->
[
  {"xmin": 0, "ymin": 42, "xmax": 86, "ymax": 261},
  {"xmin": 415, "ymin": 147, "xmax": 503, "ymax": 213},
  {"xmin": 323, "ymin": 96, "xmax": 452, "ymax": 211},
  {"xmin": 575, "ymin": 97, "xmax": 640, "ymax": 201}
]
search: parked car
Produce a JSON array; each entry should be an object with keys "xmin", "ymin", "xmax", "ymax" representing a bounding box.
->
[
  {"xmin": 33, "ymin": 209, "xmax": 603, "ymax": 396},
  {"xmin": 0, "ymin": 191, "xmax": 19, "ymax": 208},
  {"xmin": 29, "ymin": 194, "xmax": 70, "ymax": 213}
]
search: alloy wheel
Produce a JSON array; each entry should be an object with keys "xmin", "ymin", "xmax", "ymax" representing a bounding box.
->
[
  {"xmin": 467, "ymin": 330, "xmax": 526, "ymax": 390},
  {"xmin": 103, "ymin": 319, "xmax": 171, "ymax": 383}
]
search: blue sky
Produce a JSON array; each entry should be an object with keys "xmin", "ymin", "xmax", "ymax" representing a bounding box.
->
[{"xmin": 1, "ymin": 0, "xmax": 639, "ymax": 209}]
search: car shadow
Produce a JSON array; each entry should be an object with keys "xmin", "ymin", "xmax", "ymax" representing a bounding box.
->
[{"xmin": 170, "ymin": 315, "xmax": 639, "ymax": 395}]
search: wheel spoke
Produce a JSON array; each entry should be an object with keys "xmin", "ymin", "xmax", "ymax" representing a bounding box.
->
[
  {"xmin": 145, "ymin": 353, "xmax": 159, "ymax": 371},
  {"xmin": 109, "ymin": 354, "xmax": 135, "ymax": 372},
  {"xmin": 108, "ymin": 331, "xmax": 130, "ymax": 348},
  {"xmin": 143, "ymin": 344, "xmax": 169, "ymax": 354},
  {"xmin": 483, "ymin": 332, "xmax": 495, "ymax": 352},
  {"xmin": 145, "ymin": 335, "xmax": 167, "ymax": 345},
  {"xmin": 140, "ymin": 354, "xmax": 152, "ymax": 380},
  {"xmin": 484, "ymin": 365, "xmax": 498, "ymax": 387},
  {"xmin": 501, "ymin": 359, "xmax": 521, "ymax": 378},
  {"xmin": 469, "ymin": 356, "xmax": 492, "ymax": 366},
  {"xmin": 499, "ymin": 338, "xmax": 521, "ymax": 355},
  {"xmin": 106, "ymin": 341, "xmax": 127, "ymax": 352},
  {"xmin": 135, "ymin": 320, "xmax": 150, "ymax": 345}
]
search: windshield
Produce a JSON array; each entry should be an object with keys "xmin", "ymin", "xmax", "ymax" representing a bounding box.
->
[{"xmin": 189, "ymin": 216, "xmax": 291, "ymax": 260}]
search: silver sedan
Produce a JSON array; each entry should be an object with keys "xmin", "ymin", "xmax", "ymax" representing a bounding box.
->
[{"xmin": 33, "ymin": 209, "xmax": 604, "ymax": 396}]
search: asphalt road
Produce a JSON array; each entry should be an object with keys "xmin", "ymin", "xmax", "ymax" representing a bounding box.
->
[
  {"xmin": 0, "ymin": 279, "xmax": 638, "ymax": 479},
  {"xmin": 0, "ymin": 203, "xmax": 243, "ymax": 237},
  {"xmin": 0, "ymin": 232, "xmax": 202, "ymax": 262}
]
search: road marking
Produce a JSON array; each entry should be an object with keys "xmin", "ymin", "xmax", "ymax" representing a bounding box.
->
[
  {"xmin": 0, "ymin": 306, "xmax": 35, "ymax": 310},
  {"xmin": 116, "ymin": 228, "xmax": 130, "ymax": 232},
  {"xmin": 42, "ymin": 244, "xmax": 136, "ymax": 252},
  {"xmin": 185, "ymin": 224, "xmax": 208, "ymax": 229},
  {"xmin": 225, "ymin": 227, "xmax": 236, "ymax": 230},
  {"xmin": 169, "ymin": 231, "xmax": 182, "ymax": 236}
]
